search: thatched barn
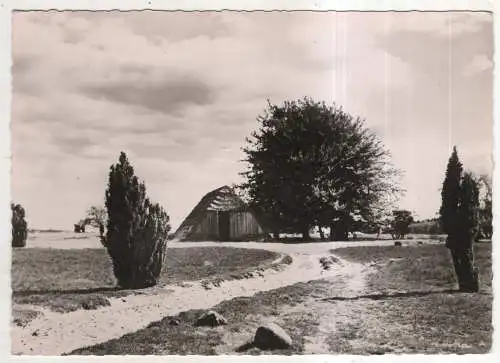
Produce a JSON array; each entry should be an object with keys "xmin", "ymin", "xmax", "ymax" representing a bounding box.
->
[{"xmin": 174, "ymin": 185, "xmax": 267, "ymax": 241}]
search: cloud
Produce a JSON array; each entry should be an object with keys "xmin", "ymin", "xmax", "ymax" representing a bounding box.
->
[
  {"xmin": 81, "ymin": 71, "xmax": 215, "ymax": 115},
  {"xmin": 463, "ymin": 53, "xmax": 493, "ymax": 76}
]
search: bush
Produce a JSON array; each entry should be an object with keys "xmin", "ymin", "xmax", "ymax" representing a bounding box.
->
[
  {"xmin": 11, "ymin": 203, "xmax": 28, "ymax": 248},
  {"xmin": 105, "ymin": 152, "xmax": 171, "ymax": 289}
]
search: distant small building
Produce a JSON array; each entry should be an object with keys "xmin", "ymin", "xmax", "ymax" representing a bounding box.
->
[{"xmin": 174, "ymin": 185, "xmax": 267, "ymax": 242}]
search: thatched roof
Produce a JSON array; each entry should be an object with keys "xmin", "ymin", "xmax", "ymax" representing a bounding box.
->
[{"xmin": 174, "ymin": 185, "xmax": 248, "ymax": 240}]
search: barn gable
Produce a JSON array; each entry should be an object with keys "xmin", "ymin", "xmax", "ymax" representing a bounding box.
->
[{"xmin": 174, "ymin": 186, "xmax": 267, "ymax": 241}]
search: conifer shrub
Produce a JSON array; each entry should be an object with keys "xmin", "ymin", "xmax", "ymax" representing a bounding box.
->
[
  {"xmin": 440, "ymin": 147, "xmax": 480, "ymax": 292},
  {"xmin": 105, "ymin": 152, "xmax": 171, "ymax": 289},
  {"xmin": 11, "ymin": 203, "xmax": 28, "ymax": 248}
]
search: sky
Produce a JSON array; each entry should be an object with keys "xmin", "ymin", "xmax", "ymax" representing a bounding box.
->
[{"xmin": 11, "ymin": 11, "xmax": 493, "ymax": 230}]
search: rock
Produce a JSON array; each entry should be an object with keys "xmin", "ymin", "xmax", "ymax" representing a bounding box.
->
[
  {"xmin": 394, "ymin": 241, "xmax": 402, "ymax": 247},
  {"xmin": 319, "ymin": 256, "xmax": 341, "ymax": 270},
  {"xmin": 417, "ymin": 241, "xmax": 423, "ymax": 245},
  {"xmin": 194, "ymin": 310, "xmax": 227, "ymax": 327},
  {"xmin": 253, "ymin": 323, "xmax": 293, "ymax": 350},
  {"xmin": 201, "ymin": 283, "xmax": 211, "ymax": 290}
]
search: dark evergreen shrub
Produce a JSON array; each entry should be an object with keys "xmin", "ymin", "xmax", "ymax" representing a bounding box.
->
[
  {"xmin": 11, "ymin": 203, "xmax": 28, "ymax": 248},
  {"xmin": 104, "ymin": 152, "xmax": 171, "ymax": 289},
  {"xmin": 439, "ymin": 147, "xmax": 480, "ymax": 292}
]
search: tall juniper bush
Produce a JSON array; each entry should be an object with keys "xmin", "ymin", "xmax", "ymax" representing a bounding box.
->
[
  {"xmin": 11, "ymin": 203, "xmax": 28, "ymax": 248},
  {"xmin": 439, "ymin": 147, "xmax": 480, "ymax": 292},
  {"xmin": 105, "ymin": 152, "xmax": 171, "ymax": 289}
]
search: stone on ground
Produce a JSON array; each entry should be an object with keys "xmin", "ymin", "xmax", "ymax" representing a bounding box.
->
[
  {"xmin": 319, "ymin": 255, "xmax": 341, "ymax": 270},
  {"xmin": 253, "ymin": 322, "xmax": 293, "ymax": 350},
  {"xmin": 194, "ymin": 310, "xmax": 227, "ymax": 327}
]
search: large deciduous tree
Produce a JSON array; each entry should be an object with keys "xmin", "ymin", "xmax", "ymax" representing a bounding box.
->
[
  {"xmin": 105, "ymin": 152, "xmax": 171, "ymax": 289},
  {"xmin": 439, "ymin": 147, "xmax": 480, "ymax": 292},
  {"xmin": 241, "ymin": 98, "xmax": 401, "ymax": 241}
]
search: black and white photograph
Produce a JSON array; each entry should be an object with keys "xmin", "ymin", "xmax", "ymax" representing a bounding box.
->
[{"xmin": 6, "ymin": 5, "xmax": 494, "ymax": 356}]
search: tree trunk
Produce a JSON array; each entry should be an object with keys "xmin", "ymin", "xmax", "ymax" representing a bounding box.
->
[
  {"xmin": 450, "ymin": 248, "xmax": 479, "ymax": 292},
  {"xmin": 329, "ymin": 224, "xmax": 335, "ymax": 241},
  {"xmin": 318, "ymin": 227, "xmax": 325, "ymax": 241},
  {"xmin": 333, "ymin": 228, "xmax": 348, "ymax": 241},
  {"xmin": 331, "ymin": 221, "xmax": 348, "ymax": 241},
  {"xmin": 302, "ymin": 227, "xmax": 311, "ymax": 242},
  {"xmin": 99, "ymin": 223, "xmax": 105, "ymax": 238}
]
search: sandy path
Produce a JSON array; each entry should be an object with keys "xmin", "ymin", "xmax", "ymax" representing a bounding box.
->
[
  {"xmin": 301, "ymin": 261, "xmax": 374, "ymax": 354},
  {"xmin": 12, "ymin": 240, "xmax": 372, "ymax": 356}
]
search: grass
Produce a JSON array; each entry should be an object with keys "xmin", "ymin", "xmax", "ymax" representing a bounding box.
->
[
  {"xmin": 333, "ymin": 242, "xmax": 492, "ymax": 292},
  {"xmin": 70, "ymin": 242, "xmax": 492, "ymax": 355},
  {"xmin": 328, "ymin": 242, "xmax": 493, "ymax": 353},
  {"xmin": 12, "ymin": 247, "xmax": 282, "ymax": 313}
]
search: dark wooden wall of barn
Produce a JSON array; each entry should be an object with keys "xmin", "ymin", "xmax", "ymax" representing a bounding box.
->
[
  {"xmin": 229, "ymin": 211, "xmax": 264, "ymax": 240},
  {"xmin": 190, "ymin": 210, "xmax": 264, "ymax": 241}
]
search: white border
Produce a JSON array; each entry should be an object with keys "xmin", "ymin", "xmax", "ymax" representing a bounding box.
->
[
  {"xmin": 0, "ymin": 0, "xmax": 496, "ymax": 11},
  {"xmin": 0, "ymin": 1, "xmax": 496, "ymax": 363}
]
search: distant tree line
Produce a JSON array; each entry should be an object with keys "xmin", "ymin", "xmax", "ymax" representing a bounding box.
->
[{"xmin": 408, "ymin": 219, "xmax": 443, "ymax": 235}]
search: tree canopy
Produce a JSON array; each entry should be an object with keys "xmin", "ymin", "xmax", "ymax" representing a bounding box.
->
[
  {"xmin": 390, "ymin": 210, "xmax": 414, "ymax": 239},
  {"xmin": 241, "ymin": 97, "xmax": 401, "ymax": 240}
]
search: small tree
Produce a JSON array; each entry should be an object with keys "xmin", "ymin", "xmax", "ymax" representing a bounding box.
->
[
  {"xmin": 477, "ymin": 175, "xmax": 492, "ymax": 239},
  {"xmin": 11, "ymin": 203, "xmax": 28, "ymax": 248},
  {"xmin": 105, "ymin": 152, "xmax": 171, "ymax": 289},
  {"xmin": 439, "ymin": 147, "xmax": 480, "ymax": 292},
  {"xmin": 390, "ymin": 210, "xmax": 414, "ymax": 239},
  {"xmin": 86, "ymin": 206, "xmax": 107, "ymax": 243}
]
